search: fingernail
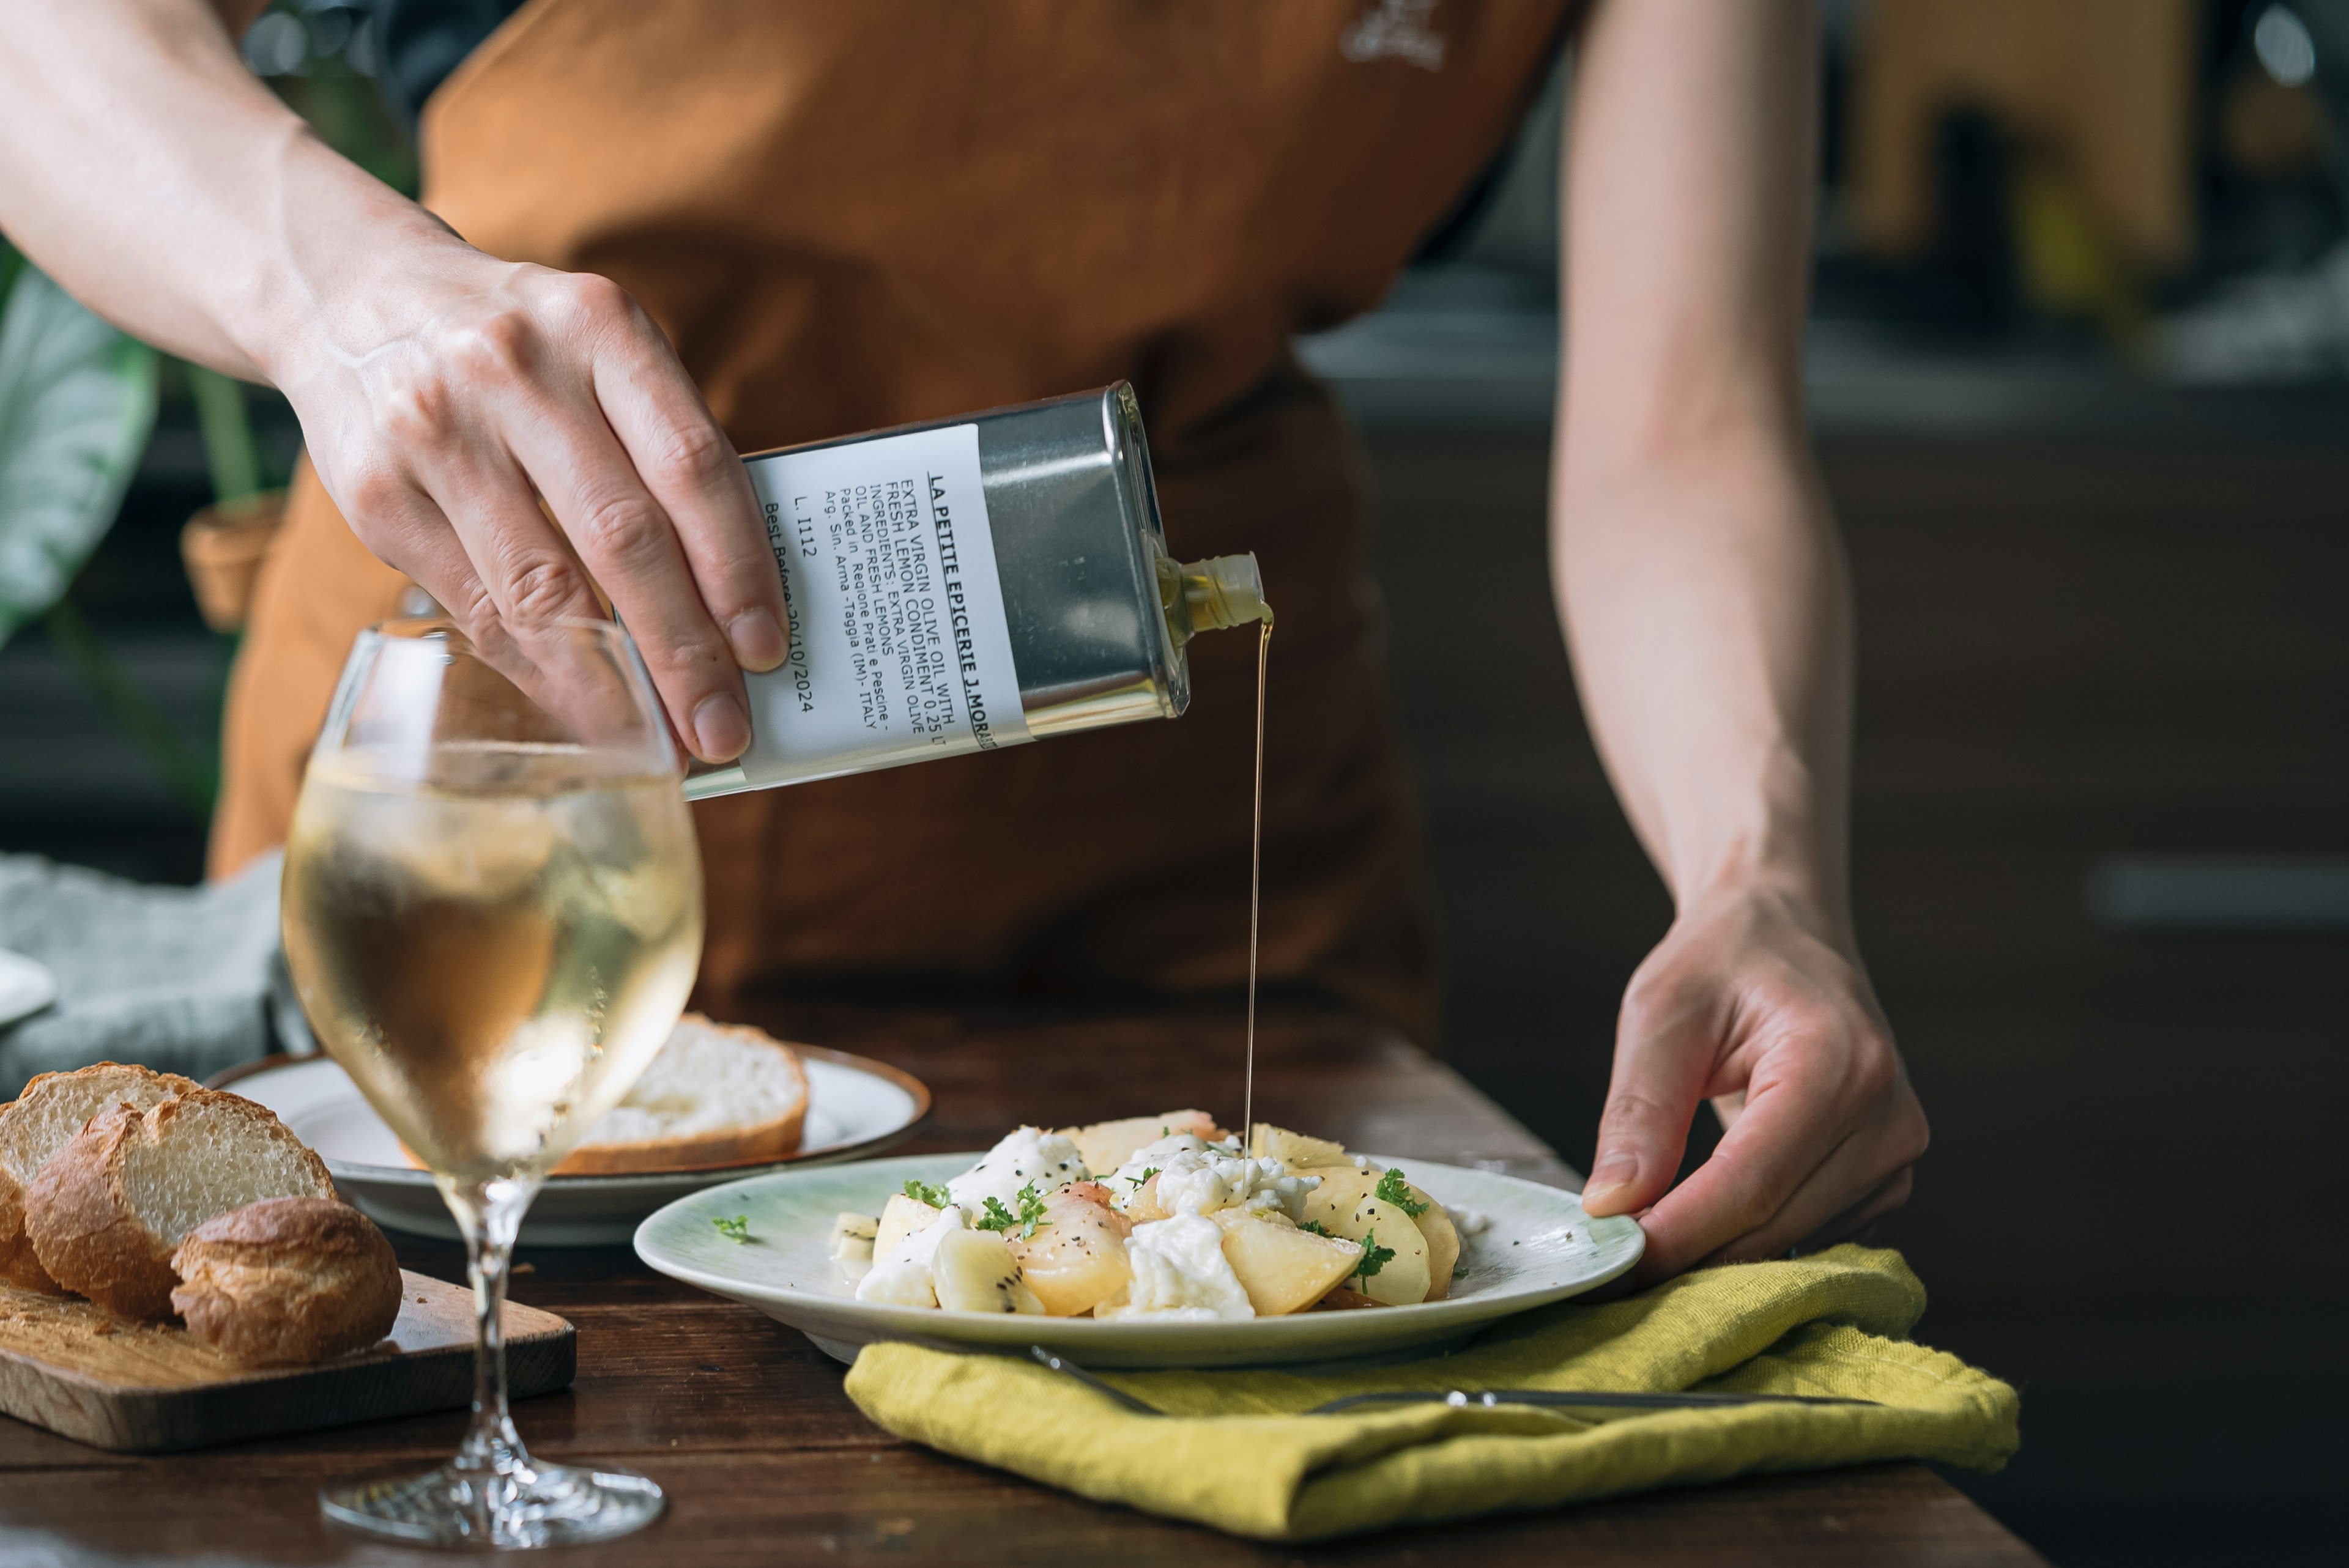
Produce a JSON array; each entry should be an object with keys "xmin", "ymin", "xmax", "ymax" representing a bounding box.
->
[
  {"xmin": 692, "ymin": 692, "xmax": 750, "ymax": 761},
  {"xmin": 727, "ymin": 609, "xmax": 787, "ymax": 673},
  {"xmin": 1581, "ymin": 1155, "xmax": 1639, "ymax": 1212}
]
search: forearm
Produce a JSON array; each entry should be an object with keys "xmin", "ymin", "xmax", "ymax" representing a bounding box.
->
[
  {"xmin": 1552, "ymin": 434, "xmax": 1854, "ymax": 937},
  {"xmin": 0, "ymin": 0, "xmax": 456, "ymax": 383},
  {"xmin": 1553, "ymin": 0, "xmax": 1849, "ymax": 935},
  {"xmin": 1553, "ymin": 1, "xmax": 1918, "ymax": 1265}
]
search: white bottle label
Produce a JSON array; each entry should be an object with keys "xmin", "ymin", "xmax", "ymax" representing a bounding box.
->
[{"xmin": 737, "ymin": 423, "xmax": 1028, "ymax": 786}]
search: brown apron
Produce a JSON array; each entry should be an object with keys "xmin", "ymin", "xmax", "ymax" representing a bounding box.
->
[{"xmin": 214, "ymin": 0, "xmax": 1572, "ymax": 1041}]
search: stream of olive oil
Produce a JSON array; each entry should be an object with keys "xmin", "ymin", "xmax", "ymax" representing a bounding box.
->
[{"xmin": 1242, "ymin": 619, "xmax": 1272, "ymax": 1144}]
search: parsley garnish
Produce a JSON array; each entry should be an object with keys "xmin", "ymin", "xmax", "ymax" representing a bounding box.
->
[
  {"xmin": 1124, "ymin": 1166, "xmax": 1159, "ymax": 1188},
  {"xmin": 1299, "ymin": 1219, "xmax": 1331, "ymax": 1237},
  {"xmin": 974, "ymin": 1182, "xmax": 1050, "ymax": 1239},
  {"xmin": 1375, "ymin": 1168, "xmax": 1429, "ymax": 1217},
  {"xmin": 902, "ymin": 1178, "xmax": 952, "ymax": 1208},
  {"xmin": 1351, "ymin": 1229, "xmax": 1396, "ymax": 1281},
  {"xmin": 712, "ymin": 1215, "xmax": 751, "ymax": 1244}
]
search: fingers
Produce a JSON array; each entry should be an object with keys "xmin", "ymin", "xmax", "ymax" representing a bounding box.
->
[
  {"xmin": 493, "ymin": 357, "xmax": 755, "ymax": 763},
  {"xmin": 1706, "ymin": 1167, "xmax": 1913, "ymax": 1269},
  {"xmin": 427, "ymin": 276, "xmax": 754, "ymax": 762},
  {"xmin": 1702, "ymin": 1093, "xmax": 1926, "ymax": 1265},
  {"xmin": 336, "ymin": 355, "xmax": 695, "ymax": 746},
  {"xmin": 333, "ymin": 264, "xmax": 790, "ymax": 765},
  {"xmin": 1580, "ymin": 975, "xmax": 1724, "ymax": 1219},
  {"xmin": 1585, "ymin": 889, "xmax": 1929, "ymax": 1286},
  {"xmin": 1647, "ymin": 1059, "xmax": 1926, "ymax": 1277},
  {"xmin": 1803, "ymin": 1165, "xmax": 1913, "ymax": 1251},
  {"xmin": 584, "ymin": 288, "xmax": 788, "ymax": 674},
  {"xmin": 342, "ymin": 479, "xmax": 496, "ymax": 638},
  {"xmin": 1701, "ymin": 1147, "xmax": 1907, "ymax": 1267},
  {"xmin": 1628, "ymin": 1051, "xmax": 1846, "ymax": 1278}
]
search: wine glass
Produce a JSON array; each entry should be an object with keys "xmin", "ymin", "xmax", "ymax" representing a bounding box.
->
[{"xmin": 281, "ymin": 617, "xmax": 704, "ymax": 1547}]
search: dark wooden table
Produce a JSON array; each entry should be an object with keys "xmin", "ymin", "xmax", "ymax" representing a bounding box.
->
[{"xmin": 0, "ymin": 1001, "xmax": 2043, "ymax": 1564}]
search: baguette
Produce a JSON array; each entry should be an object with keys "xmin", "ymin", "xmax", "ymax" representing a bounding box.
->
[
  {"xmin": 27, "ymin": 1089, "xmax": 336, "ymax": 1320},
  {"xmin": 551, "ymin": 1013, "xmax": 808, "ymax": 1174},
  {"xmin": 0, "ymin": 1062, "xmax": 201, "ymax": 1293},
  {"xmin": 170, "ymin": 1197, "xmax": 401, "ymax": 1366}
]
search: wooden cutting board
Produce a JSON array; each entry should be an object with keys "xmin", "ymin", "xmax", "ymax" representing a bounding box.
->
[{"xmin": 0, "ymin": 1270, "xmax": 574, "ymax": 1452}]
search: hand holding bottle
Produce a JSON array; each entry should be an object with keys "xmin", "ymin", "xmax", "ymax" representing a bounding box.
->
[
  {"xmin": 0, "ymin": 0, "xmax": 788, "ymax": 762},
  {"xmin": 275, "ymin": 236, "xmax": 789, "ymax": 761}
]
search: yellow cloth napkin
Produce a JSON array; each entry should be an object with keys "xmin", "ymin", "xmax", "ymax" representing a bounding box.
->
[{"xmin": 844, "ymin": 1244, "xmax": 2017, "ymax": 1541}]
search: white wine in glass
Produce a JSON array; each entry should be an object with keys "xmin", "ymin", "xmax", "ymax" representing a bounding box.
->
[{"xmin": 283, "ymin": 618, "xmax": 702, "ymax": 1548}]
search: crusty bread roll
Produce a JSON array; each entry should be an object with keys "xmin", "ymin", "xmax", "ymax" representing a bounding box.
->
[
  {"xmin": 0, "ymin": 1062, "xmax": 201, "ymax": 1293},
  {"xmin": 27, "ymin": 1089, "xmax": 336, "ymax": 1320},
  {"xmin": 551, "ymin": 1013, "xmax": 808, "ymax": 1175},
  {"xmin": 169, "ymin": 1197, "xmax": 401, "ymax": 1366}
]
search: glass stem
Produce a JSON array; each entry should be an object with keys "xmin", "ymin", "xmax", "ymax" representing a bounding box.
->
[{"xmin": 448, "ymin": 1179, "xmax": 535, "ymax": 1480}]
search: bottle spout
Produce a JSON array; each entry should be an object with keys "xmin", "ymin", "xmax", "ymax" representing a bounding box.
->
[{"xmin": 1159, "ymin": 552, "xmax": 1272, "ymax": 648}]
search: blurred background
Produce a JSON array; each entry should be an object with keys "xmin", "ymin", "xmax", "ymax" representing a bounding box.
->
[{"xmin": 2, "ymin": 3, "xmax": 2344, "ymax": 1562}]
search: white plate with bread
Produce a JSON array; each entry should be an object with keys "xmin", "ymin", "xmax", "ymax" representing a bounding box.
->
[{"xmin": 211, "ymin": 1015, "xmax": 930, "ymax": 1245}]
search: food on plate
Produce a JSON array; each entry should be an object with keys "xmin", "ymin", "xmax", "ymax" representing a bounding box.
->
[
  {"xmin": 871, "ymin": 1189, "xmax": 942, "ymax": 1263},
  {"xmin": 826, "ymin": 1212, "xmax": 877, "ymax": 1260},
  {"xmin": 1413, "ymin": 1192, "xmax": 1462, "ymax": 1301},
  {"xmin": 169, "ymin": 1196, "xmax": 403, "ymax": 1365},
  {"xmin": 1004, "ymin": 1183, "xmax": 1134, "ymax": 1317},
  {"xmin": 1062, "ymin": 1111, "xmax": 1222, "ymax": 1180},
  {"xmin": 931, "ymin": 1227, "xmax": 1045, "ymax": 1314},
  {"xmin": 834, "ymin": 1112, "xmax": 1467, "ymax": 1321},
  {"xmin": 0, "ymin": 1062, "xmax": 202, "ymax": 1292},
  {"xmin": 1210, "ymin": 1208, "xmax": 1362, "ymax": 1315},
  {"xmin": 1295, "ymin": 1164, "xmax": 1444, "ymax": 1306},
  {"xmin": 551, "ymin": 1014, "xmax": 808, "ymax": 1175},
  {"xmin": 26, "ymin": 1089, "xmax": 338, "ymax": 1320},
  {"xmin": 1247, "ymin": 1123, "xmax": 1350, "ymax": 1170}
]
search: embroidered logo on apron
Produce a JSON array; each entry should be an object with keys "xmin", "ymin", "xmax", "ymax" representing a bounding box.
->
[{"xmin": 1341, "ymin": 0, "xmax": 1448, "ymax": 71}]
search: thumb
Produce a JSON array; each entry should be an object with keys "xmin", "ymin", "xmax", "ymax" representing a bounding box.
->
[{"xmin": 1581, "ymin": 982, "xmax": 1719, "ymax": 1218}]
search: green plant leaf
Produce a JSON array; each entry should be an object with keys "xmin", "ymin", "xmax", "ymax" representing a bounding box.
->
[{"xmin": 0, "ymin": 251, "xmax": 159, "ymax": 648}]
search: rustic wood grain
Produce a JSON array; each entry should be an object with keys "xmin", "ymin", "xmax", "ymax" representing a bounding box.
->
[
  {"xmin": 0, "ymin": 1451, "xmax": 2043, "ymax": 1565},
  {"xmin": 0, "ymin": 1270, "xmax": 572, "ymax": 1452},
  {"xmin": 0, "ymin": 1005, "xmax": 2039, "ymax": 1563}
]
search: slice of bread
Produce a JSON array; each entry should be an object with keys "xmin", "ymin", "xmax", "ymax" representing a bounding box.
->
[
  {"xmin": 0, "ymin": 1062, "xmax": 201, "ymax": 1293},
  {"xmin": 27, "ymin": 1089, "xmax": 336, "ymax": 1320},
  {"xmin": 551, "ymin": 1013, "xmax": 809, "ymax": 1175},
  {"xmin": 170, "ymin": 1196, "xmax": 402, "ymax": 1366}
]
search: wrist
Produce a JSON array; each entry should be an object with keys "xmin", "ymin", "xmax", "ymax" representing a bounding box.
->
[
  {"xmin": 237, "ymin": 145, "xmax": 485, "ymax": 390},
  {"xmin": 1678, "ymin": 846, "xmax": 1842, "ymax": 937},
  {"xmin": 1664, "ymin": 775, "xmax": 1850, "ymax": 944}
]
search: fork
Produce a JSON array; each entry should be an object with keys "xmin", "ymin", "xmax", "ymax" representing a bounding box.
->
[{"xmin": 1023, "ymin": 1346, "xmax": 1881, "ymax": 1417}]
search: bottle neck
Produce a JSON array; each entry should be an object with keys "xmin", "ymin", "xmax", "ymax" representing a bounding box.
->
[{"xmin": 1159, "ymin": 552, "xmax": 1272, "ymax": 649}]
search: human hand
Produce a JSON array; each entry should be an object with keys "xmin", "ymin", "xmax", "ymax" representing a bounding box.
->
[
  {"xmin": 0, "ymin": 2, "xmax": 782, "ymax": 758},
  {"xmin": 1578, "ymin": 884, "xmax": 1927, "ymax": 1282},
  {"xmin": 270, "ymin": 226, "xmax": 787, "ymax": 762}
]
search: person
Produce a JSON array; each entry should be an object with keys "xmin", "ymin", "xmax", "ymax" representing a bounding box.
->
[{"xmin": 0, "ymin": 0, "xmax": 1926, "ymax": 1280}]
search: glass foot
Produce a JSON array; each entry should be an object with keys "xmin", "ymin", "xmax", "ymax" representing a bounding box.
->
[{"xmin": 321, "ymin": 1458, "xmax": 664, "ymax": 1549}]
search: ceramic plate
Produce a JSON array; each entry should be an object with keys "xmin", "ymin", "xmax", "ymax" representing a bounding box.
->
[
  {"xmin": 0, "ymin": 949, "xmax": 58, "ymax": 1030},
  {"xmin": 634, "ymin": 1152, "xmax": 1644, "ymax": 1369},
  {"xmin": 210, "ymin": 1048, "xmax": 930, "ymax": 1246}
]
